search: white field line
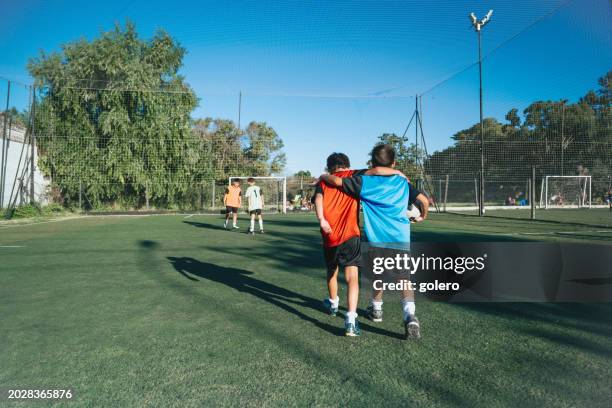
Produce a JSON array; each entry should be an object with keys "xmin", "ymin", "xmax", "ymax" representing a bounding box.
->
[{"xmin": 0, "ymin": 245, "xmax": 25, "ymax": 248}]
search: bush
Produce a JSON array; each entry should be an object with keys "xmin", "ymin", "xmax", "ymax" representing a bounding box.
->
[
  {"xmin": 8, "ymin": 204, "xmax": 42, "ymax": 219},
  {"xmin": 41, "ymin": 203, "xmax": 65, "ymax": 216},
  {"xmin": 3, "ymin": 203, "xmax": 68, "ymax": 220}
]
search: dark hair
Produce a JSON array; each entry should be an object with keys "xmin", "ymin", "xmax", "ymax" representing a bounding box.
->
[
  {"xmin": 371, "ymin": 144, "xmax": 395, "ymax": 167},
  {"xmin": 326, "ymin": 153, "xmax": 351, "ymax": 172},
  {"xmin": 247, "ymin": 177, "xmax": 255, "ymax": 183},
  {"xmin": 231, "ymin": 178, "xmax": 240, "ymax": 184}
]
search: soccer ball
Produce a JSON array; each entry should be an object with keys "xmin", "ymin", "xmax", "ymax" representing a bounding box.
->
[{"xmin": 407, "ymin": 204, "xmax": 422, "ymax": 223}]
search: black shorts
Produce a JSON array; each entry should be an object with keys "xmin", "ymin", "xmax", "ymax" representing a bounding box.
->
[
  {"xmin": 249, "ymin": 209, "xmax": 262, "ymax": 215},
  {"xmin": 226, "ymin": 206, "xmax": 238, "ymax": 214},
  {"xmin": 323, "ymin": 236, "xmax": 361, "ymax": 273}
]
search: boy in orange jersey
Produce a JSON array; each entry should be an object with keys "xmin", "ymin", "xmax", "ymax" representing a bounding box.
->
[{"xmin": 224, "ymin": 178, "xmax": 242, "ymax": 229}]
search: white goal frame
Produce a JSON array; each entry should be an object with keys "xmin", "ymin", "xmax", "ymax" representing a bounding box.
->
[
  {"xmin": 541, "ymin": 175, "xmax": 592, "ymax": 209},
  {"xmin": 228, "ymin": 176, "xmax": 287, "ymax": 214}
]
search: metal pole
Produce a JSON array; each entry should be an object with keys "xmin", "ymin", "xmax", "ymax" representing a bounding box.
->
[
  {"xmin": 282, "ymin": 177, "xmax": 287, "ymax": 214},
  {"xmin": 544, "ymin": 176, "xmax": 548, "ymax": 210},
  {"xmin": 478, "ymin": 29, "xmax": 485, "ymax": 217},
  {"xmin": 415, "ymin": 95, "xmax": 419, "ymax": 168},
  {"xmin": 588, "ymin": 176, "xmax": 592, "ymax": 209},
  {"xmin": 444, "ymin": 174, "xmax": 449, "ymax": 212},
  {"xmin": 531, "ymin": 166, "xmax": 536, "ymax": 220},
  {"xmin": 145, "ymin": 183, "xmax": 150, "ymax": 210},
  {"xmin": 238, "ymin": 91, "xmax": 242, "ymax": 129},
  {"xmin": 211, "ymin": 181, "xmax": 215, "ymax": 210},
  {"xmin": 560, "ymin": 101, "xmax": 565, "ymax": 176},
  {"xmin": 29, "ymin": 86, "xmax": 36, "ymax": 203},
  {"xmin": 79, "ymin": 178, "xmax": 82, "ymax": 210},
  {"xmin": 1, "ymin": 80, "xmax": 11, "ymax": 208}
]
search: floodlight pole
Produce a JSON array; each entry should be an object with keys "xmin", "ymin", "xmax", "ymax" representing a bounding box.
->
[
  {"xmin": 238, "ymin": 91, "xmax": 242, "ymax": 129},
  {"xmin": 470, "ymin": 10, "xmax": 492, "ymax": 217}
]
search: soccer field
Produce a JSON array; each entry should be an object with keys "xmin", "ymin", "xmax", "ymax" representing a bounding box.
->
[{"xmin": 1, "ymin": 211, "xmax": 611, "ymax": 406}]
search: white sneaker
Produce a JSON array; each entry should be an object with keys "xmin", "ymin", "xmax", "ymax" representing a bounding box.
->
[{"xmin": 233, "ymin": 225, "xmax": 239, "ymax": 229}]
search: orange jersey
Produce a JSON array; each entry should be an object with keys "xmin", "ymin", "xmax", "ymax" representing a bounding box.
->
[
  {"xmin": 224, "ymin": 185, "xmax": 242, "ymax": 207},
  {"xmin": 317, "ymin": 170, "xmax": 360, "ymax": 248}
]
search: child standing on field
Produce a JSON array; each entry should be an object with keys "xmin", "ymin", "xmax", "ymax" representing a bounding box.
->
[
  {"xmin": 245, "ymin": 178, "xmax": 265, "ymax": 234},
  {"xmin": 224, "ymin": 178, "xmax": 242, "ymax": 229}
]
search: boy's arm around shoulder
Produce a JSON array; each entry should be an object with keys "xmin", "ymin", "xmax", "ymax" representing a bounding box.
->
[
  {"xmin": 319, "ymin": 173, "xmax": 343, "ymax": 187},
  {"xmin": 364, "ymin": 167, "xmax": 407, "ymax": 179}
]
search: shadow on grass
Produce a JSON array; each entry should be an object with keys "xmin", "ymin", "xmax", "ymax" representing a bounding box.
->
[
  {"xmin": 183, "ymin": 220, "xmax": 227, "ymax": 231},
  {"xmin": 167, "ymin": 256, "xmax": 403, "ymax": 339},
  {"xmin": 135, "ymin": 241, "xmax": 415, "ymax": 403},
  {"xmin": 447, "ymin": 211, "xmax": 612, "ymax": 231},
  {"xmin": 455, "ymin": 302, "xmax": 612, "ymax": 341}
]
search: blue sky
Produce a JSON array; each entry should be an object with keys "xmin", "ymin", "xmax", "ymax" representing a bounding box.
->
[{"xmin": 1, "ymin": 0, "xmax": 610, "ymax": 174}]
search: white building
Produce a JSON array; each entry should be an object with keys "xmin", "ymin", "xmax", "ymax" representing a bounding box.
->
[{"xmin": 0, "ymin": 117, "xmax": 49, "ymax": 208}]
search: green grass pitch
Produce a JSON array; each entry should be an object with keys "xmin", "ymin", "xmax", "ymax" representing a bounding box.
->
[{"xmin": 1, "ymin": 211, "xmax": 611, "ymax": 406}]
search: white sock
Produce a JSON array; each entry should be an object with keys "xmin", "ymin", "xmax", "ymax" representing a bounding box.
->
[
  {"xmin": 346, "ymin": 311, "xmax": 358, "ymax": 324},
  {"xmin": 329, "ymin": 296, "xmax": 339, "ymax": 308},
  {"xmin": 224, "ymin": 219, "xmax": 228, "ymax": 226},
  {"xmin": 370, "ymin": 299, "xmax": 383, "ymax": 311},
  {"xmin": 259, "ymin": 218, "xmax": 263, "ymax": 230},
  {"xmin": 250, "ymin": 219, "xmax": 255, "ymax": 231},
  {"xmin": 401, "ymin": 298, "xmax": 416, "ymax": 320}
]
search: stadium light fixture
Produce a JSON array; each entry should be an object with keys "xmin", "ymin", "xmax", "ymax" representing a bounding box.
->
[{"xmin": 469, "ymin": 10, "xmax": 493, "ymax": 217}]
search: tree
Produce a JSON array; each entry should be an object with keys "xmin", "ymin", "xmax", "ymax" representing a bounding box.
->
[
  {"xmin": 29, "ymin": 22, "xmax": 198, "ymax": 208},
  {"xmin": 424, "ymin": 71, "xmax": 612, "ymax": 198},
  {"xmin": 293, "ymin": 170, "xmax": 312, "ymax": 178},
  {"xmin": 243, "ymin": 121, "xmax": 286, "ymax": 175},
  {"xmin": 191, "ymin": 118, "xmax": 285, "ymax": 182},
  {"xmin": 505, "ymin": 108, "xmax": 521, "ymax": 129}
]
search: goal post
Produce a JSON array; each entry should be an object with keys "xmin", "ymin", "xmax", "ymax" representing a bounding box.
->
[
  {"xmin": 228, "ymin": 176, "xmax": 287, "ymax": 214},
  {"xmin": 541, "ymin": 175, "xmax": 592, "ymax": 209}
]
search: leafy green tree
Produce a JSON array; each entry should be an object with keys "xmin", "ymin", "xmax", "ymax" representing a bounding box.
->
[
  {"xmin": 293, "ymin": 170, "xmax": 312, "ymax": 177},
  {"xmin": 243, "ymin": 121, "xmax": 286, "ymax": 175},
  {"xmin": 29, "ymin": 22, "xmax": 198, "ymax": 208},
  {"xmin": 192, "ymin": 118, "xmax": 285, "ymax": 182}
]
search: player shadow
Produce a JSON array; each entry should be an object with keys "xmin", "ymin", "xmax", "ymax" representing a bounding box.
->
[
  {"xmin": 183, "ymin": 220, "xmax": 230, "ymax": 231},
  {"xmin": 448, "ymin": 211, "xmax": 612, "ymax": 231},
  {"xmin": 167, "ymin": 256, "xmax": 403, "ymax": 339},
  {"xmin": 455, "ymin": 302, "xmax": 612, "ymax": 340}
]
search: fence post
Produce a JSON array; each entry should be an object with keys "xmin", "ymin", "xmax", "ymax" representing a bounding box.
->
[
  {"xmin": 145, "ymin": 183, "xmax": 150, "ymax": 210},
  {"xmin": 79, "ymin": 178, "xmax": 82, "ymax": 211},
  {"xmin": 531, "ymin": 166, "xmax": 536, "ymax": 220},
  {"xmin": 211, "ymin": 181, "xmax": 215, "ymax": 211},
  {"xmin": 474, "ymin": 178, "xmax": 479, "ymax": 208},
  {"xmin": 444, "ymin": 175, "xmax": 449, "ymax": 212}
]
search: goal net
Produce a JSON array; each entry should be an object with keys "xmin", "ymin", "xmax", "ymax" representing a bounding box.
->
[
  {"xmin": 227, "ymin": 177, "xmax": 287, "ymax": 214},
  {"xmin": 540, "ymin": 176, "xmax": 591, "ymax": 209}
]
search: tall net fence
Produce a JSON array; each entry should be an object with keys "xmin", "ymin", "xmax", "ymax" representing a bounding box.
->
[
  {"xmin": 415, "ymin": 1, "xmax": 611, "ymax": 212},
  {"xmin": 0, "ymin": 73, "xmax": 609, "ymax": 215}
]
